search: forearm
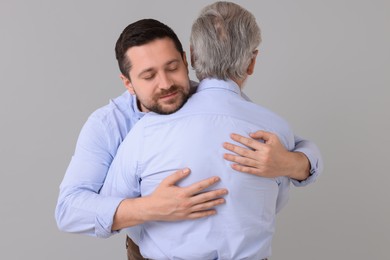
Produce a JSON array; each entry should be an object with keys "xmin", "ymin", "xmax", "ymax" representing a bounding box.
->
[
  {"xmin": 110, "ymin": 170, "xmax": 227, "ymax": 231},
  {"xmin": 286, "ymin": 151, "xmax": 310, "ymax": 181},
  {"xmin": 112, "ymin": 197, "xmax": 150, "ymax": 231},
  {"xmin": 291, "ymin": 135, "xmax": 324, "ymax": 186}
]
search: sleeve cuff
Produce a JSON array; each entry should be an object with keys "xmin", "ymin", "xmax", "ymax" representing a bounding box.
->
[
  {"xmin": 95, "ymin": 196, "xmax": 125, "ymax": 238},
  {"xmin": 291, "ymin": 146, "xmax": 323, "ymax": 187}
]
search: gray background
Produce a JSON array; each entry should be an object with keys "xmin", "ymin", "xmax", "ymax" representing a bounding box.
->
[{"xmin": 1, "ymin": 0, "xmax": 389, "ymax": 259}]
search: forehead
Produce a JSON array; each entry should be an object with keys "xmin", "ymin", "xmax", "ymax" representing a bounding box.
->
[{"xmin": 126, "ymin": 38, "xmax": 183, "ymax": 73}]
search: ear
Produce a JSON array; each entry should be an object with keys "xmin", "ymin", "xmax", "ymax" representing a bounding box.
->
[
  {"xmin": 190, "ymin": 45, "xmax": 195, "ymax": 68},
  {"xmin": 182, "ymin": 51, "xmax": 189, "ymax": 74},
  {"xmin": 120, "ymin": 74, "xmax": 135, "ymax": 95},
  {"xmin": 247, "ymin": 50, "xmax": 259, "ymax": 75}
]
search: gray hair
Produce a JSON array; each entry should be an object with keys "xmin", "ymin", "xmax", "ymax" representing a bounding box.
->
[{"xmin": 190, "ymin": 1, "xmax": 261, "ymax": 81}]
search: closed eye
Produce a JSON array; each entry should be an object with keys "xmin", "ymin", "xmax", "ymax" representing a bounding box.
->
[
  {"xmin": 142, "ymin": 73, "xmax": 156, "ymax": 80},
  {"xmin": 166, "ymin": 60, "xmax": 180, "ymax": 72}
]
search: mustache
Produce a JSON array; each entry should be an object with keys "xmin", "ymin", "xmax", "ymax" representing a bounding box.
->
[{"xmin": 157, "ymin": 85, "xmax": 181, "ymax": 97}]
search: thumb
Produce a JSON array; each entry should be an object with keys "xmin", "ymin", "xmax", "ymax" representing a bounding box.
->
[{"xmin": 161, "ymin": 168, "xmax": 191, "ymax": 186}]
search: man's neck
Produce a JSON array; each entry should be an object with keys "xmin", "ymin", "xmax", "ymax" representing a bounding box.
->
[{"xmin": 232, "ymin": 76, "xmax": 247, "ymax": 90}]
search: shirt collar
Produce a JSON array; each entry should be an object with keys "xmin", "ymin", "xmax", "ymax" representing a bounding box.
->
[
  {"xmin": 197, "ymin": 78, "xmax": 242, "ymax": 96},
  {"xmin": 131, "ymin": 94, "xmax": 147, "ymax": 119}
]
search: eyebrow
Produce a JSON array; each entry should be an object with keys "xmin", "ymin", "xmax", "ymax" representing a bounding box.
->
[{"xmin": 137, "ymin": 59, "xmax": 181, "ymax": 78}]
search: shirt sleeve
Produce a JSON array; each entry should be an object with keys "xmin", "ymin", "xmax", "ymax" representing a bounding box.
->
[
  {"xmin": 55, "ymin": 115, "xmax": 124, "ymax": 238},
  {"xmin": 100, "ymin": 132, "xmax": 142, "ymax": 200},
  {"xmin": 99, "ymin": 125, "xmax": 143, "ymax": 236},
  {"xmin": 290, "ymin": 135, "xmax": 324, "ymax": 187}
]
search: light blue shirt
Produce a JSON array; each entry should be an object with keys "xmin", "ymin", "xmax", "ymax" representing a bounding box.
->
[
  {"xmin": 101, "ymin": 79, "xmax": 298, "ymax": 259},
  {"xmin": 55, "ymin": 81, "xmax": 323, "ymax": 239}
]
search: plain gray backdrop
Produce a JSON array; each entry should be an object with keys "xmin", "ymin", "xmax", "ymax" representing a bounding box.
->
[{"xmin": 1, "ymin": 0, "xmax": 389, "ymax": 259}]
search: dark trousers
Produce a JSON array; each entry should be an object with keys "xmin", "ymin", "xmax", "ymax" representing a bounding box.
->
[
  {"xmin": 126, "ymin": 235, "xmax": 268, "ymax": 260},
  {"xmin": 126, "ymin": 236, "xmax": 146, "ymax": 260}
]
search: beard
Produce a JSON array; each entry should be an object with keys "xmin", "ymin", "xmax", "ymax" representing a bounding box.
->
[{"xmin": 140, "ymin": 85, "xmax": 190, "ymax": 115}]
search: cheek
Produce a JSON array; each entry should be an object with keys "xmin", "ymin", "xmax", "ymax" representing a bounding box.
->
[
  {"xmin": 174, "ymin": 74, "xmax": 190, "ymax": 87},
  {"xmin": 136, "ymin": 86, "xmax": 158, "ymax": 102},
  {"xmin": 132, "ymin": 80, "xmax": 154, "ymax": 95}
]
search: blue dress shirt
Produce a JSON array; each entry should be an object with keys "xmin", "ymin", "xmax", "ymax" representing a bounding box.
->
[
  {"xmin": 55, "ymin": 81, "xmax": 323, "ymax": 239},
  {"xmin": 101, "ymin": 79, "xmax": 301, "ymax": 259}
]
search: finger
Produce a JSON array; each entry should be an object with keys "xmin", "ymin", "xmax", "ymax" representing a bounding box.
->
[
  {"xmin": 223, "ymin": 153, "xmax": 258, "ymax": 168},
  {"xmin": 230, "ymin": 133, "xmax": 264, "ymax": 151},
  {"xmin": 249, "ymin": 130, "xmax": 274, "ymax": 143},
  {"xmin": 184, "ymin": 177, "xmax": 225, "ymax": 195},
  {"xmin": 190, "ymin": 188, "xmax": 228, "ymax": 205},
  {"xmin": 191, "ymin": 197, "xmax": 226, "ymax": 212},
  {"xmin": 223, "ymin": 141, "xmax": 257, "ymax": 159},
  {"xmin": 231, "ymin": 164, "xmax": 262, "ymax": 176},
  {"xmin": 186, "ymin": 209, "xmax": 217, "ymax": 220},
  {"xmin": 161, "ymin": 168, "xmax": 190, "ymax": 186}
]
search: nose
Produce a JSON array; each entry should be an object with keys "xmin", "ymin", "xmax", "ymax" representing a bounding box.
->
[{"xmin": 158, "ymin": 72, "xmax": 174, "ymax": 90}]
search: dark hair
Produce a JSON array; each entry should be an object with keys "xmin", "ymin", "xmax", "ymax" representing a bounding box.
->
[{"xmin": 115, "ymin": 19, "xmax": 184, "ymax": 79}]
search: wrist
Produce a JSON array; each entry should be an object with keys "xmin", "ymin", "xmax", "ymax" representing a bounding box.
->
[
  {"xmin": 287, "ymin": 152, "xmax": 310, "ymax": 181},
  {"xmin": 112, "ymin": 197, "xmax": 149, "ymax": 231}
]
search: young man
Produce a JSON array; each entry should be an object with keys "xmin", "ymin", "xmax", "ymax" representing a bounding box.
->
[
  {"xmin": 56, "ymin": 16, "xmax": 322, "ymax": 260},
  {"xmin": 100, "ymin": 2, "xmax": 322, "ymax": 259}
]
